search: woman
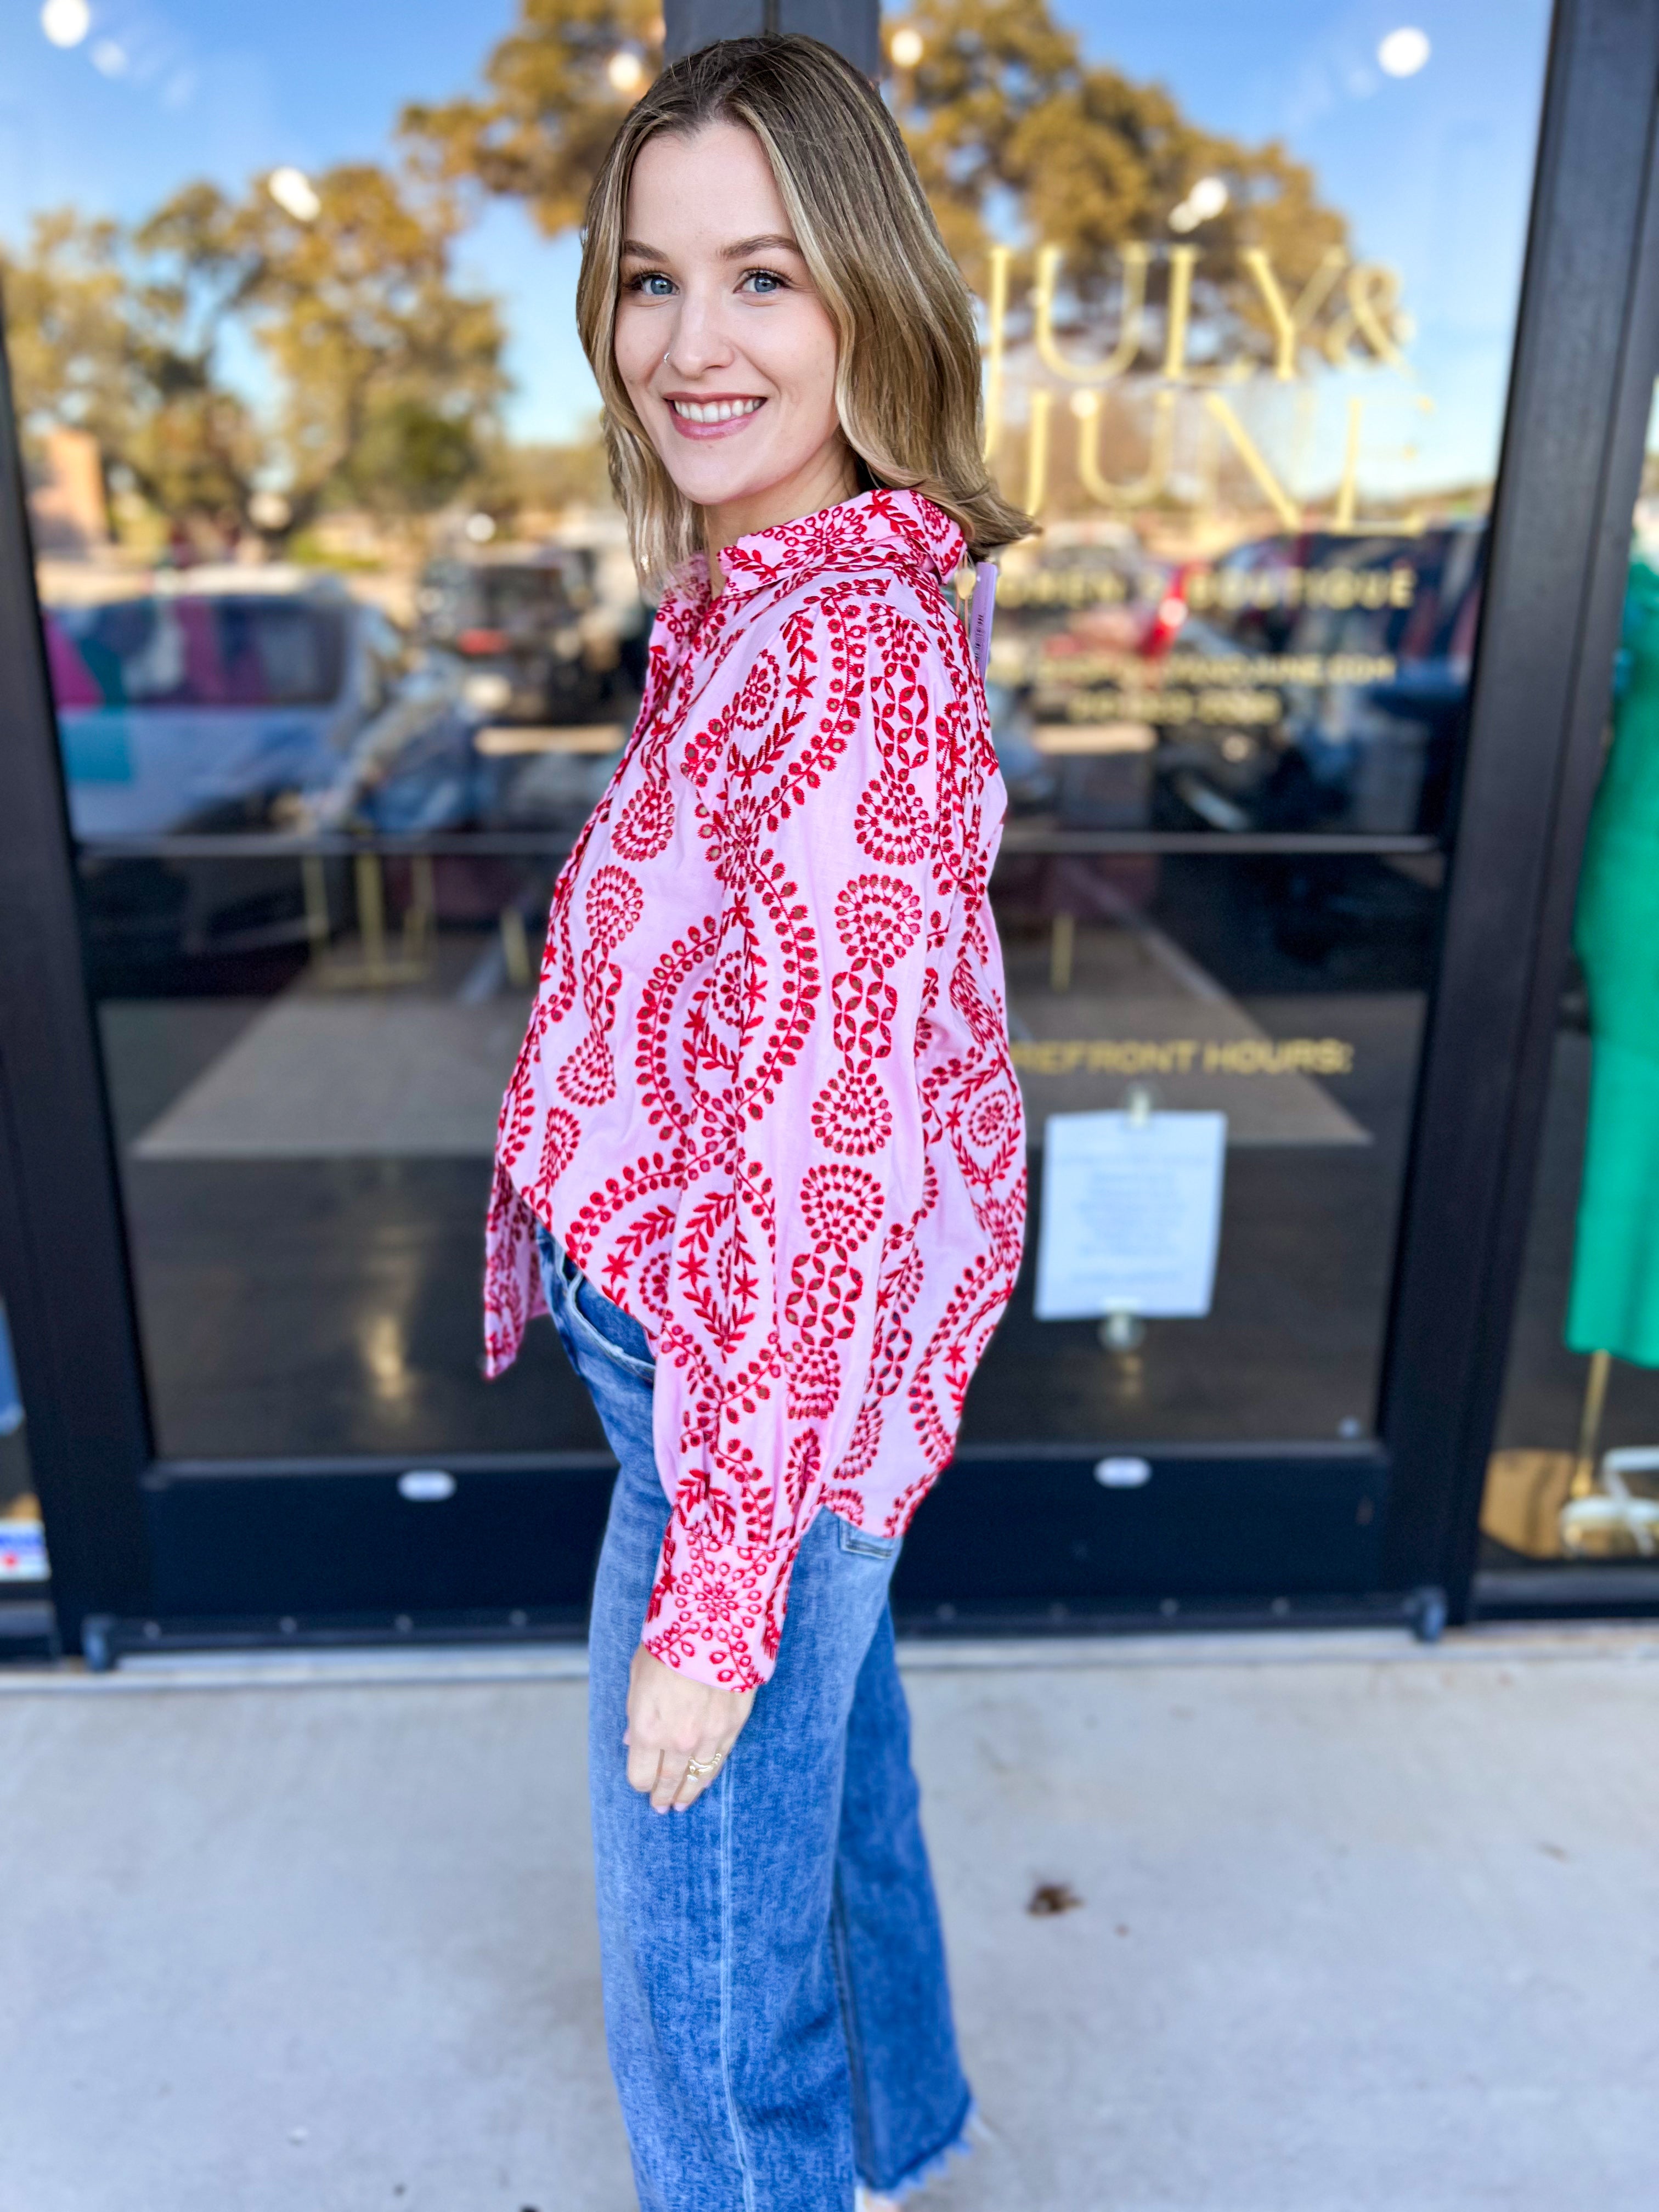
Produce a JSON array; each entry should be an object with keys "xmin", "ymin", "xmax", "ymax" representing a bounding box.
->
[{"xmin": 483, "ymin": 34, "xmax": 1029, "ymax": 2209}]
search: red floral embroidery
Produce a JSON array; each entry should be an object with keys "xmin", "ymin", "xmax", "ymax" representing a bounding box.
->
[{"xmin": 483, "ymin": 489, "xmax": 1025, "ymax": 1689}]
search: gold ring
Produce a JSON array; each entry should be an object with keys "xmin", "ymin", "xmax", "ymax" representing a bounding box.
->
[{"xmin": 685, "ymin": 1750, "xmax": 724, "ymax": 1778}]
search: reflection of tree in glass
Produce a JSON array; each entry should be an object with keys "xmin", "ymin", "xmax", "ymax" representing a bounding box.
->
[
  {"xmin": 897, "ymin": 0, "xmax": 1346, "ymax": 343},
  {"xmin": 399, "ymin": 0, "xmax": 1348, "ymax": 373},
  {"xmin": 401, "ymin": 0, "xmax": 668, "ymax": 238},
  {"xmin": 1, "ymin": 0, "xmax": 1358, "ymax": 551},
  {"xmin": 2, "ymin": 166, "xmax": 506, "ymax": 550},
  {"xmin": 3, "ymin": 208, "xmax": 259, "ymax": 539}
]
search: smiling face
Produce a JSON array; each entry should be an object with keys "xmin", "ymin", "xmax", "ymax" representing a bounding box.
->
[{"xmin": 612, "ymin": 122, "xmax": 857, "ymax": 575}]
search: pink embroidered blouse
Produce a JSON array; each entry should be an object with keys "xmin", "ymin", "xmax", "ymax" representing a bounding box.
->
[{"xmin": 484, "ymin": 488, "xmax": 1026, "ymax": 1690}]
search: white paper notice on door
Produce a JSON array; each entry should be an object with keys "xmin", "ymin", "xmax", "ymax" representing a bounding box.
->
[{"xmin": 1034, "ymin": 1110, "xmax": 1227, "ymax": 1321}]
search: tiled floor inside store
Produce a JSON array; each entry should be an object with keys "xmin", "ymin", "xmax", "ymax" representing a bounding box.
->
[
  {"xmin": 94, "ymin": 906, "xmax": 1429, "ymax": 1462},
  {"xmin": 91, "ymin": 872, "xmax": 1659, "ymax": 1476},
  {"xmin": 2, "ymin": 1626, "xmax": 1655, "ymax": 2212}
]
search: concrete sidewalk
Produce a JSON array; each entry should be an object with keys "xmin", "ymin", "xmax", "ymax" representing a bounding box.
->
[{"xmin": 2, "ymin": 1627, "xmax": 1655, "ymax": 2211}]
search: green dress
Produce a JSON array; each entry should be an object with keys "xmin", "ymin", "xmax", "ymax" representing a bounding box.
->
[{"xmin": 1566, "ymin": 556, "xmax": 1659, "ymax": 1365}]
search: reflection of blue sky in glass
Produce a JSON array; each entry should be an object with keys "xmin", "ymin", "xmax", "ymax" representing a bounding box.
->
[
  {"xmin": 0, "ymin": 0, "xmax": 1549, "ymax": 487},
  {"xmin": 1065, "ymin": 1, "xmax": 1552, "ymax": 493}
]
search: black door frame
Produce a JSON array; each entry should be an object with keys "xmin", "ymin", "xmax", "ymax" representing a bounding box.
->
[
  {"xmin": 2, "ymin": 0, "xmax": 1657, "ymax": 1659},
  {"xmin": 1376, "ymin": 0, "xmax": 1659, "ymax": 1618}
]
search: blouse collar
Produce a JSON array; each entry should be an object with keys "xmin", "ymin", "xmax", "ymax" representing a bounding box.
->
[{"xmin": 676, "ymin": 488, "xmax": 968, "ymax": 610}]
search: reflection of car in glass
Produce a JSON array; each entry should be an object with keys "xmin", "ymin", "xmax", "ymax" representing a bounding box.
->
[
  {"xmin": 416, "ymin": 546, "xmax": 613, "ymax": 726},
  {"xmin": 46, "ymin": 570, "xmax": 480, "ymax": 962},
  {"xmin": 49, "ymin": 572, "xmax": 479, "ymax": 837},
  {"xmin": 1148, "ymin": 524, "xmax": 1487, "ymax": 837},
  {"xmin": 981, "ymin": 530, "xmax": 1167, "ymax": 816}
]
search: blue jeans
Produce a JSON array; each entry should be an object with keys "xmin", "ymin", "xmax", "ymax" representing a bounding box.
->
[{"xmin": 537, "ymin": 1228, "xmax": 972, "ymax": 2210}]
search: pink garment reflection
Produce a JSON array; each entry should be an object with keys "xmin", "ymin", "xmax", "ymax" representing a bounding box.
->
[{"xmin": 42, "ymin": 614, "xmax": 101, "ymax": 709}]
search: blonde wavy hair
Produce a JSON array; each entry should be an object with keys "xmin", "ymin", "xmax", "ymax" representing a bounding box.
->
[{"xmin": 576, "ymin": 33, "xmax": 1032, "ymax": 585}]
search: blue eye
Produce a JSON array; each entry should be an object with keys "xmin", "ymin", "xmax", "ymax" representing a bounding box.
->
[
  {"xmin": 743, "ymin": 269, "xmax": 786, "ymax": 295},
  {"xmin": 627, "ymin": 272, "xmax": 675, "ymax": 297}
]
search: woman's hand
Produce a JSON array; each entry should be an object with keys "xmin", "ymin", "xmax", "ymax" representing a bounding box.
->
[{"xmin": 625, "ymin": 1643, "xmax": 756, "ymax": 1813}]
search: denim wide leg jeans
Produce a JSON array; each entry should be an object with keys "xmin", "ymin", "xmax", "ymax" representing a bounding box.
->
[{"xmin": 537, "ymin": 1230, "xmax": 973, "ymax": 2211}]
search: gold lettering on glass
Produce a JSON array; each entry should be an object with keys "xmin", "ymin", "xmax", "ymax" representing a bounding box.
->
[
  {"xmin": 1035, "ymin": 244, "xmax": 1148, "ymax": 383},
  {"xmin": 1240, "ymin": 246, "xmax": 1348, "ymax": 381},
  {"xmin": 983, "ymin": 244, "xmax": 1012, "ymax": 465},
  {"xmin": 1072, "ymin": 387, "xmax": 1176, "ymax": 509},
  {"xmin": 1328, "ymin": 393, "xmax": 1435, "ymax": 537},
  {"xmin": 1023, "ymin": 388, "xmax": 1054, "ymax": 514},
  {"xmin": 1324, "ymin": 264, "xmax": 1412, "ymax": 373},
  {"xmin": 978, "ymin": 238, "xmax": 1428, "ymax": 528},
  {"xmin": 1201, "ymin": 395, "xmax": 1301, "ymax": 531},
  {"xmin": 1161, "ymin": 245, "xmax": 1198, "ymax": 382}
]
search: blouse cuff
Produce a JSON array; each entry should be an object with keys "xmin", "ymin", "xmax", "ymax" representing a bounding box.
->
[{"xmin": 640, "ymin": 1510, "xmax": 795, "ymax": 1692}]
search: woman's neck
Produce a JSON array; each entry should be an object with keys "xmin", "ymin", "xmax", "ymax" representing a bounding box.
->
[{"xmin": 704, "ymin": 441, "xmax": 860, "ymax": 594}]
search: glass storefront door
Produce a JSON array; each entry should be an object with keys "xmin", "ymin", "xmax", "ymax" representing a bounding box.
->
[
  {"xmin": 1477, "ymin": 390, "xmax": 1659, "ymax": 1608},
  {"xmin": 4, "ymin": 0, "xmax": 1644, "ymax": 1645}
]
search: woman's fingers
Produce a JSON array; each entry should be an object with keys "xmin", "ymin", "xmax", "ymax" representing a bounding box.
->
[
  {"xmin": 624, "ymin": 1733, "xmax": 732, "ymax": 1813},
  {"xmin": 667, "ymin": 1737, "xmax": 731, "ymax": 1810},
  {"xmin": 649, "ymin": 1754, "xmax": 692, "ymax": 1813},
  {"xmin": 627, "ymin": 1740, "xmax": 715, "ymax": 1811},
  {"xmin": 625, "ymin": 1741, "xmax": 662, "ymax": 1796},
  {"xmin": 623, "ymin": 1643, "xmax": 757, "ymax": 1809}
]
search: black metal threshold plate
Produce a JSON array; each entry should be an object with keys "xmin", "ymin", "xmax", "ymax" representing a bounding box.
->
[
  {"xmin": 1473, "ymin": 1566, "xmax": 1659, "ymax": 1620},
  {"xmin": 136, "ymin": 1443, "xmax": 1390, "ymax": 1624}
]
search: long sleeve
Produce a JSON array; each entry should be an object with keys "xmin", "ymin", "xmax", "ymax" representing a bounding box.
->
[{"xmin": 641, "ymin": 587, "xmax": 972, "ymax": 1688}]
